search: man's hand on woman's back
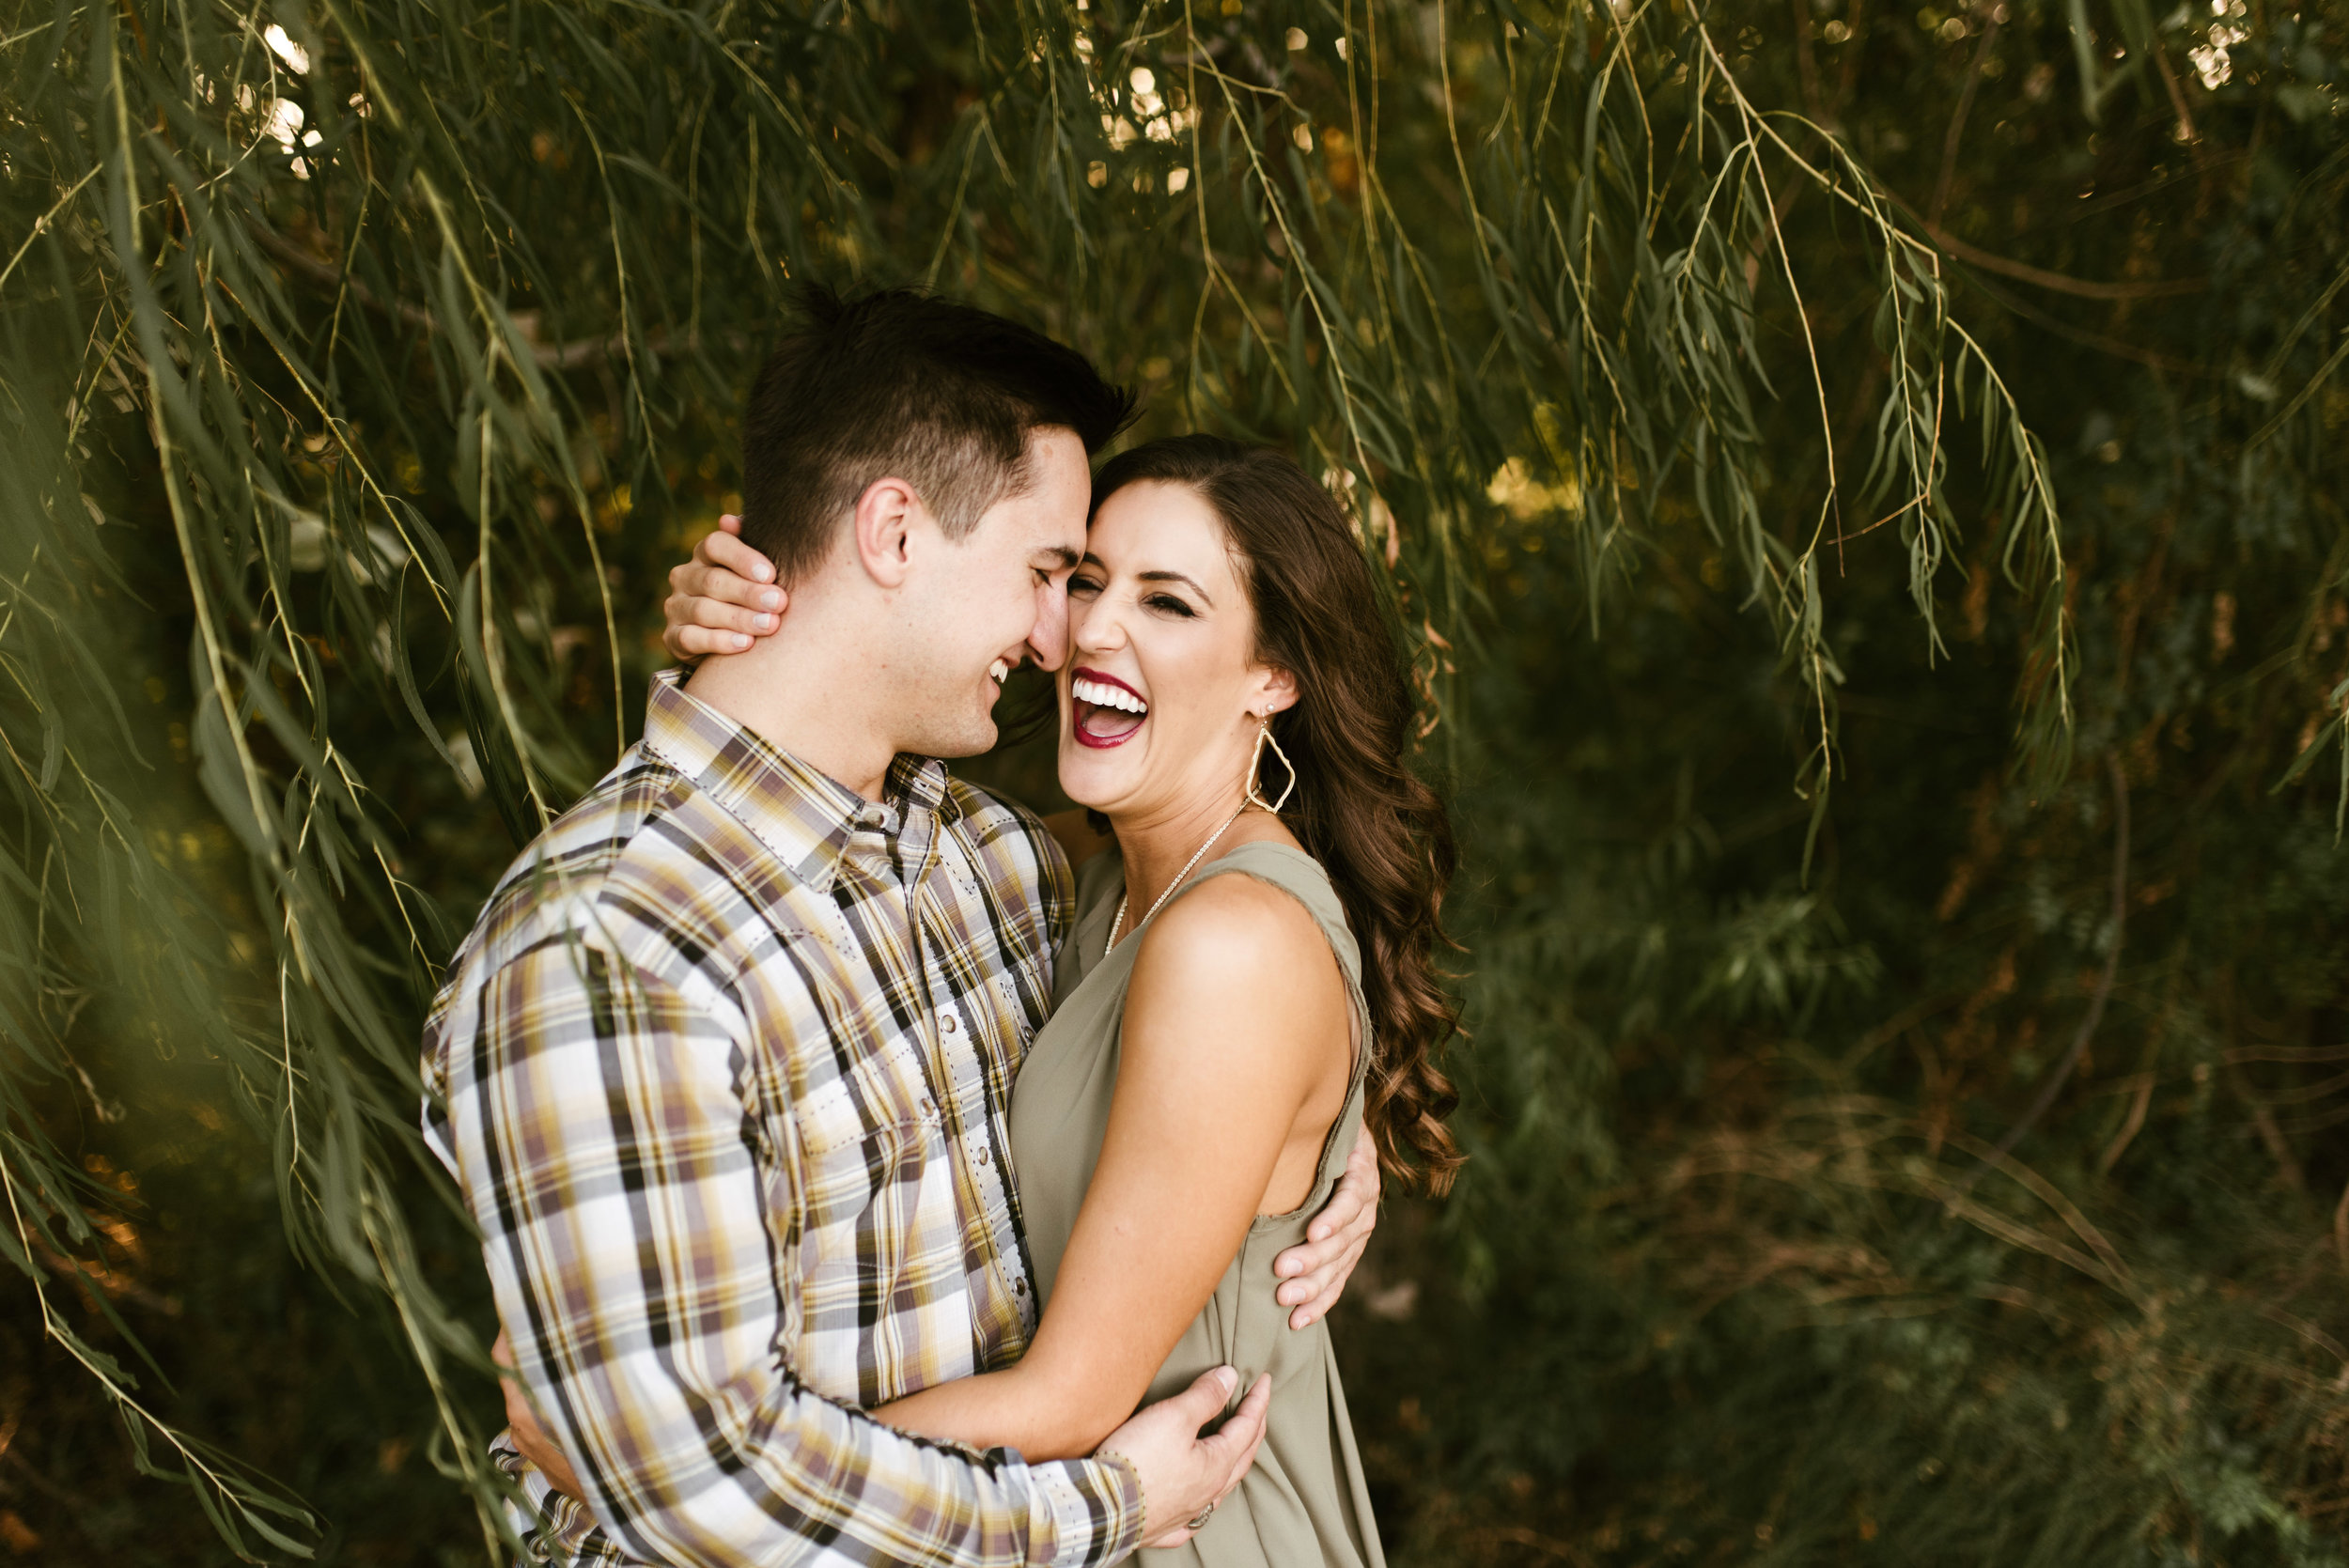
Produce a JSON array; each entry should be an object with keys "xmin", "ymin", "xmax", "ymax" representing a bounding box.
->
[{"xmin": 1273, "ymin": 1134, "xmax": 1381, "ymax": 1329}]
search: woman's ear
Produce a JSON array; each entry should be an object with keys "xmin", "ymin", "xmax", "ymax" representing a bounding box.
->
[{"xmin": 1255, "ymin": 664, "xmax": 1300, "ymax": 717}]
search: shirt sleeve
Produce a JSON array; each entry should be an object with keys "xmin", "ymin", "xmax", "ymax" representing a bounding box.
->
[{"xmin": 441, "ymin": 937, "xmax": 1144, "ymax": 1568}]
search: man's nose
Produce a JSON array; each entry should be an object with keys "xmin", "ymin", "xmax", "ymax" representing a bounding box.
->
[{"xmin": 1027, "ymin": 588, "xmax": 1071, "ymax": 672}]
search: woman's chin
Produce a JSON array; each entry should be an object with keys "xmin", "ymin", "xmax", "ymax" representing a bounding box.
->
[{"xmin": 1056, "ymin": 741, "xmax": 1138, "ymax": 814}]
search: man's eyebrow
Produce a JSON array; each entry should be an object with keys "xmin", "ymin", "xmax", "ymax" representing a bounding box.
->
[{"xmin": 1034, "ymin": 545, "xmax": 1081, "ymax": 568}]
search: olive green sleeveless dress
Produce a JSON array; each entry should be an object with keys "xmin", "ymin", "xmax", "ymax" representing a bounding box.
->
[{"xmin": 1008, "ymin": 840, "xmax": 1385, "ymax": 1568}]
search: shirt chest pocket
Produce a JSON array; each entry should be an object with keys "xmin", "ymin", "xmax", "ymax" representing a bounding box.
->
[{"xmin": 790, "ymin": 1036, "xmax": 940, "ymax": 1219}]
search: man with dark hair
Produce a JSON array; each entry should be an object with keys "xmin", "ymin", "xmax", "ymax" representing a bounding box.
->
[
  {"xmin": 738, "ymin": 287, "xmax": 1135, "ymax": 582},
  {"xmin": 422, "ymin": 287, "xmax": 1375, "ymax": 1567}
]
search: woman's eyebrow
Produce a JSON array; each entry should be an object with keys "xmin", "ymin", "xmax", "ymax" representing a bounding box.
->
[
  {"xmin": 1137, "ymin": 570, "xmax": 1212, "ymax": 605},
  {"xmin": 1078, "ymin": 553, "xmax": 1214, "ymax": 606}
]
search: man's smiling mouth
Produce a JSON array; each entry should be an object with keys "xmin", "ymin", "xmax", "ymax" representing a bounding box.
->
[{"xmin": 1071, "ymin": 667, "xmax": 1147, "ymax": 748}]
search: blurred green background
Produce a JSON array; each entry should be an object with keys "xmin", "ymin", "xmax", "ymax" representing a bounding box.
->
[{"xmin": 4, "ymin": 0, "xmax": 2347, "ymax": 1562}]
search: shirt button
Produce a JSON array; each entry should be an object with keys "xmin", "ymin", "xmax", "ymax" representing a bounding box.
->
[
  {"xmin": 976, "ymin": 1145, "xmax": 991, "ymax": 1166},
  {"xmin": 1015, "ymin": 1278, "xmax": 1029, "ymax": 1296},
  {"xmin": 941, "ymin": 1014, "xmax": 959, "ymax": 1033}
]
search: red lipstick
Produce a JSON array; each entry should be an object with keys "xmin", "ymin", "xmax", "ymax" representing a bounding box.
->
[{"xmin": 1070, "ymin": 666, "xmax": 1148, "ymax": 750}]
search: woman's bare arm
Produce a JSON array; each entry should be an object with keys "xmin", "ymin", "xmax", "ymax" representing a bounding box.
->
[{"xmin": 877, "ymin": 874, "xmax": 1351, "ymax": 1459}]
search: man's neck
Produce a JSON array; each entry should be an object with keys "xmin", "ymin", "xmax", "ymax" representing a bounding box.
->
[{"xmin": 682, "ymin": 593, "xmax": 899, "ymax": 801}]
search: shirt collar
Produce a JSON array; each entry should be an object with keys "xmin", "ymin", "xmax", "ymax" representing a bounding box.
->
[{"xmin": 637, "ymin": 668, "xmax": 961, "ymax": 893}]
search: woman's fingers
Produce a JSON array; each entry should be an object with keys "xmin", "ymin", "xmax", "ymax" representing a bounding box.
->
[
  {"xmin": 695, "ymin": 515, "xmax": 769, "ymax": 577},
  {"xmin": 664, "ymin": 579, "xmax": 780, "ymax": 635},
  {"xmin": 490, "ymin": 1329, "xmax": 588, "ymax": 1501},
  {"xmin": 667, "ymin": 559, "xmax": 784, "ymax": 618},
  {"xmin": 660, "ymin": 579, "xmax": 760, "ymax": 659},
  {"xmin": 660, "ymin": 520, "xmax": 786, "ymax": 662},
  {"xmin": 662, "ymin": 620, "xmax": 755, "ymax": 660}
]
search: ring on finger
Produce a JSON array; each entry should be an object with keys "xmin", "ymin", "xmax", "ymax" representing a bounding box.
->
[{"xmin": 1184, "ymin": 1502, "xmax": 1216, "ymax": 1531}]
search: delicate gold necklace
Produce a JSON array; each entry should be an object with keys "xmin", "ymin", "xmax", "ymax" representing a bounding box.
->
[{"xmin": 1106, "ymin": 800, "xmax": 1252, "ymax": 955}]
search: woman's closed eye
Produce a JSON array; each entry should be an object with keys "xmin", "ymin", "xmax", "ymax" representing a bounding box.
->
[
  {"xmin": 1145, "ymin": 593, "xmax": 1197, "ymax": 619},
  {"xmin": 1067, "ymin": 571, "xmax": 1105, "ymax": 599}
]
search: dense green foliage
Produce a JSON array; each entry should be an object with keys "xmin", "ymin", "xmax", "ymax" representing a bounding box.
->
[{"xmin": 2, "ymin": 0, "xmax": 2345, "ymax": 1560}]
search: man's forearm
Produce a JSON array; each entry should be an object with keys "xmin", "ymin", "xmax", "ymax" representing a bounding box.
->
[{"xmin": 515, "ymin": 1350, "xmax": 1136, "ymax": 1568}]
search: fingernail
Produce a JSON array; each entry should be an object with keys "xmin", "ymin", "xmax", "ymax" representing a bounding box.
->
[
  {"xmin": 757, "ymin": 589, "xmax": 782, "ymax": 609},
  {"xmin": 1217, "ymin": 1366, "xmax": 1238, "ymax": 1394},
  {"xmin": 732, "ymin": 634, "xmax": 751, "ymax": 650},
  {"xmin": 754, "ymin": 613, "xmax": 776, "ymax": 630}
]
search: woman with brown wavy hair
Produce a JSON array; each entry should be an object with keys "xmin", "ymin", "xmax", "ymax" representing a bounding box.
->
[{"xmin": 666, "ymin": 434, "xmax": 1458, "ymax": 1566}]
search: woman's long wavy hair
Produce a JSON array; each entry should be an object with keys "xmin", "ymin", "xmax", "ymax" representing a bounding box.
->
[{"xmin": 1089, "ymin": 435, "xmax": 1464, "ymax": 1195}]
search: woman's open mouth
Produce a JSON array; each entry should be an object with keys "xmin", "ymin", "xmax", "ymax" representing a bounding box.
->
[{"xmin": 1071, "ymin": 667, "xmax": 1148, "ymax": 749}]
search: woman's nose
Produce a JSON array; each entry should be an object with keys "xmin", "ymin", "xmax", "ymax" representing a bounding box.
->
[{"xmin": 1071, "ymin": 598, "xmax": 1126, "ymax": 653}]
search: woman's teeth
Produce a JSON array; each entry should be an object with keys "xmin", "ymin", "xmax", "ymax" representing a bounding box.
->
[
  {"xmin": 988, "ymin": 659, "xmax": 1009, "ymax": 683},
  {"xmin": 1072, "ymin": 676, "xmax": 1147, "ymax": 715}
]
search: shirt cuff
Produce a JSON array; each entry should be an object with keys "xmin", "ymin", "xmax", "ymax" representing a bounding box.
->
[
  {"xmin": 491, "ymin": 1431, "xmax": 614, "ymax": 1563},
  {"xmin": 1026, "ymin": 1453, "xmax": 1147, "ymax": 1568}
]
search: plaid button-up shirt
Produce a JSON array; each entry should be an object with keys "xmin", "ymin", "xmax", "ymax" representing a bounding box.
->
[{"xmin": 422, "ymin": 669, "xmax": 1144, "ymax": 1568}]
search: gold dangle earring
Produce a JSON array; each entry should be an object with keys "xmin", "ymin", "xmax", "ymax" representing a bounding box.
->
[{"xmin": 1245, "ymin": 715, "xmax": 1296, "ymax": 814}]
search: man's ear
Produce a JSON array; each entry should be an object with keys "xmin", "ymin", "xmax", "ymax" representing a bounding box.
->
[
  {"xmin": 1256, "ymin": 665, "xmax": 1300, "ymax": 717},
  {"xmin": 851, "ymin": 476, "xmax": 926, "ymax": 589}
]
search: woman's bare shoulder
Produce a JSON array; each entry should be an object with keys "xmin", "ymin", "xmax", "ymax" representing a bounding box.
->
[
  {"xmin": 1123, "ymin": 870, "xmax": 1348, "ymax": 1115},
  {"xmin": 1135, "ymin": 871, "xmax": 1337, "ymax": 999}
]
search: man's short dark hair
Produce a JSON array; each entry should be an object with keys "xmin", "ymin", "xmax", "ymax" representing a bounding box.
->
[{"xmin": 739, "ymin": 287, "xmax": 1136, "ymax": 582}]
